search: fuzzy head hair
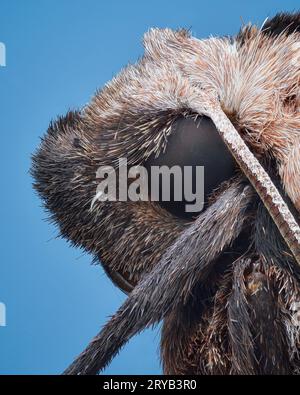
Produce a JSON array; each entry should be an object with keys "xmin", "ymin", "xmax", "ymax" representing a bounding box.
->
[{"xmin": 32, "ymin": 12, "xmax": 300, "ymax": 374}]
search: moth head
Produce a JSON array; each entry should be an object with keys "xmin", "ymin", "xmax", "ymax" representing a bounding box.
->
[{"xmin": 32, "ymin": 12, "xmax": 300, "ymax": 294}]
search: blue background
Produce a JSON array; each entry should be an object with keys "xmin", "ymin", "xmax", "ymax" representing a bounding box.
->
[{"xmin": 0, "ymin": 0, "xmax": 298, "ymax": 374}]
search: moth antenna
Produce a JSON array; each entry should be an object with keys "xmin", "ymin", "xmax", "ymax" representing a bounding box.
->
[
  {"xmin": 187, "ymin": 92, "xmax": 300, "ymax": 266},
  {"xmin": 63, "ymin": 179, "xmax": 253, "ymax": 374}
]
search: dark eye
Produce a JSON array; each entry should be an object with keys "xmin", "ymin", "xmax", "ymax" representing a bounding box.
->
[{"xmin": 145, "ymin": 116, "xmax": 237, "ymax": 219}]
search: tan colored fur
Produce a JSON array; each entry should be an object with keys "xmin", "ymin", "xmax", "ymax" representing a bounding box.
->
[{"xmin": 84, "ymin": 26, "xmax": 300, "ymax": 209}]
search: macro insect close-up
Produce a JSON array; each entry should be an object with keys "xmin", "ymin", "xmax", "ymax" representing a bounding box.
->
[{"xmin": 30, "ymin": 10, "xmax": 300, "ymax": 376}]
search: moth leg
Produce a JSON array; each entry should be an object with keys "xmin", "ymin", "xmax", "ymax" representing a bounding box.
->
[
  {"xmin": 228, "ymin": 260, "xmax": 291, "ymax": 375},
  {"xmin": 227, "ymin": 258, "xmax": 257, "ymax": 374},
  {"xmin": 244, "ymin": 268, "xmax": 291, "ymax": 374},
  {"xmin": 63, "ymin": 180, "xmax": 253, "ymax": 375},
  {"xmin": 198, "ymin": 257, "xmax": 292, "ymax": 375}
]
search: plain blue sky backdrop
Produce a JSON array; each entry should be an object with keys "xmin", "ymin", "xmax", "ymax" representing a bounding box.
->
[{"xmin": 0, "ymin": 0, "xmax": 298, "ymax": 374}]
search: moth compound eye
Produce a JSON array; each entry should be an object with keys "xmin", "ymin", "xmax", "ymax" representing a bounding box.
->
[{"xmin": 145, "ymin": 116, "xmax": 237, "ymax": 219}]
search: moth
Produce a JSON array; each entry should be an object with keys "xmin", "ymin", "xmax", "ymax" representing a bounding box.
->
[{"xmin": 32, "ymin": 12, "xmax": 300, "ymax": 375}]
